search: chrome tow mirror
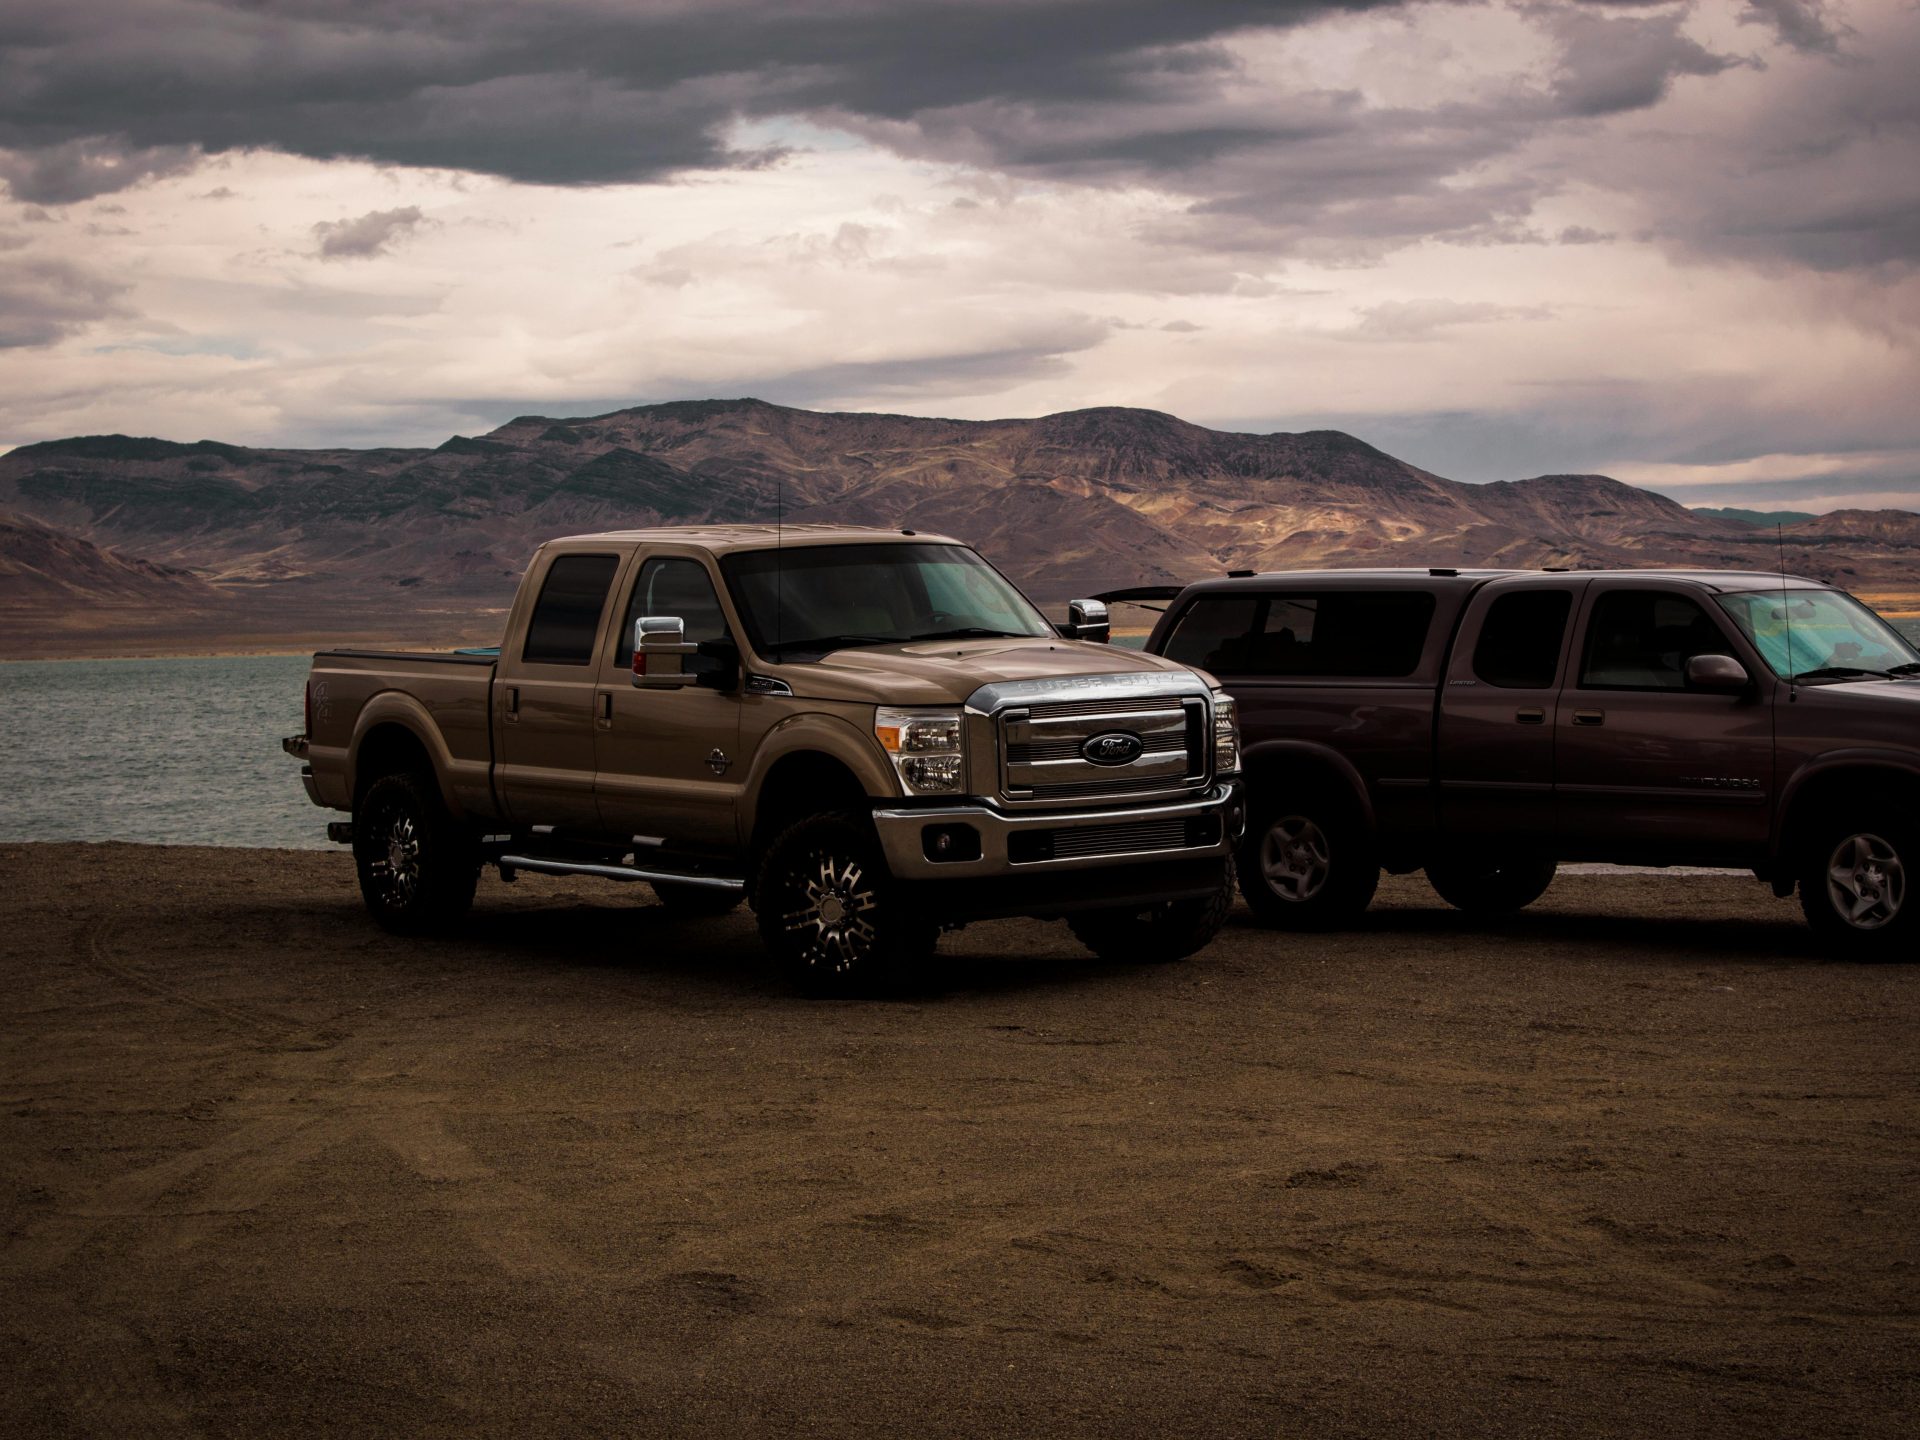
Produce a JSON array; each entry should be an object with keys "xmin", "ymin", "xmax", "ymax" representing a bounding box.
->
[
  {"xmin": 1064, "ymin": 598, "xmax": 1111, "ymax": 644},
  {"xmin": 1685, "ymin": 653, "xmax": 1749, "ymax": 693},
  {"xmin": 633, "ymin": 616, "xmax": 696, "ymax": 688}
]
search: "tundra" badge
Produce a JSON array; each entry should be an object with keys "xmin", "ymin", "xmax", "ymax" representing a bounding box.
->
[{"xmin": 1081, "ymin": 732, "xmax": 1145, "ymax": 766}]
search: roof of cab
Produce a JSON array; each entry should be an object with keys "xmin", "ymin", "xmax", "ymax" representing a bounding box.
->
[
  {"xmin": 541, "ymin": 523, "xmax": 963, "ymax": 554},
  {"xmin": 1176, "ymin": 567, "xmax": 1831, "ymax": 596}
]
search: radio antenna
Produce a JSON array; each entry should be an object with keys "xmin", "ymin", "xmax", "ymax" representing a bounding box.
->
[
  {"xmin": 775, "ymin": 472, "xmax": 785, "ymax": 655},
  {"xmin": 1779, "ymin": 523, "xmax": 1796, "ymax": 702}
]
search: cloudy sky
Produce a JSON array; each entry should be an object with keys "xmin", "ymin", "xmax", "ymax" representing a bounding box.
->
[{"xmin": 1, "ymin": 0, "xmax": 1915, "ymax": 511}]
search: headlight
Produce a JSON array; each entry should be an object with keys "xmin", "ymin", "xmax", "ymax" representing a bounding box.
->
[
  {"xmin": 1212, "ymin": 691, "xmax": 1240, "ymax": 776},
  {"xmin": 875, "ymin": 707, "xmax": 967, "ymax": 794}
]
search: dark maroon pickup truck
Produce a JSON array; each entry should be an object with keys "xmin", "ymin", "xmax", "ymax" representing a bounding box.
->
[{"xmin": 1111, "ymin": 568, "xmax": 1920, "ymax": 958}]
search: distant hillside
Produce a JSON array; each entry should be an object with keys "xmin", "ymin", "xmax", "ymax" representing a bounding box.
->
[
  {"xmin": 0, "ymin": 509, "xmax": 220, "ymax": 606},
  {"xmin": 3, "ymin": 399, "xmax": 1916, "ymax": 655},
  {"xmin": 1695, "ymin": 507, "xmax": 1817, "ymax": 528}
]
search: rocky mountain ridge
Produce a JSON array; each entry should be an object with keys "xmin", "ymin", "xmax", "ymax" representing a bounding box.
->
[{"xmin": 1, "ymin": 398, "xmax": 1913, "ymax": 656}]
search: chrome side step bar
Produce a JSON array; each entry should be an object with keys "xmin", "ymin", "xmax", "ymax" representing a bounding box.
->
[{"xmin": 496, "ymin": 854, "xmax": 744, "ymax": 892}]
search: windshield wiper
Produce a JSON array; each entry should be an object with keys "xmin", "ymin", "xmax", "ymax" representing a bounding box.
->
[
  {"xmin": 907, "ymin": 627, "xmax": 1024, "ymax": 642},
  {"xmin": 1887, "ymin": 662, "xmax": 1920, "ymax": 677},
  {"xmin": 1792, "ymin": 665, "xmax": 1892, "ymax": 681},
  {"xmin": 769, "ymin": 633, "xmax": 902, "ymax": 657}
]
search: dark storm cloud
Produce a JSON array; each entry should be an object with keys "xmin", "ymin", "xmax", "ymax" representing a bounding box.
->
[
  {"xmin": 1578, "ymin": 8, "xmax": 1920, "ymax": 273},
  {"xmin": 0, "ymin": 0, "xmax": 1393, "ymax": 197},
  {"xmin": 1739, "ymin": 0, "xmax": 1849, "ymax": 54},
  {"xmin": 1543, "ymin": 7, "xmax": 1742, "ymax": 116},
  {"xmin": 0, "ymin": 0, "xmax": 1906, "ymax": 275},
  {"xmin": 0, "ymin": 136, "xmax": 200, "ymax": 204},
  {"xmin": 0, "ymin": 257, "xmax": 129, "ymax": 346}
]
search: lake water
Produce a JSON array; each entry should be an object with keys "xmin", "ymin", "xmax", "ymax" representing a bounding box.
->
[
  {"xmin": 0, "ymin": 654, "xmax": 324, "ymax": 849},
  {"xmin": 4, "ymin": 621, "xmax": 1918, "ymax": 850}
]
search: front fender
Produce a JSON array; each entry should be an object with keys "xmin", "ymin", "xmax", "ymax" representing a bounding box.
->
[
  {"xmin": 739, "ymin": 711, "xmax": 900, "ymax": 838},
  {"xmin": 1772, "ymin": 748, "xmax": 1920, "ymax": 859}
]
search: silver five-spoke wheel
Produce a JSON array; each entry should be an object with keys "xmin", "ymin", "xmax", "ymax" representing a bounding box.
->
[
  {"xmin": 1261, "ymin": 815, "xmax": 1331, "ymax": 902},
  {"xmin": 1826, "ymin": 832, "xmax": 1905, "ymax": 931}
]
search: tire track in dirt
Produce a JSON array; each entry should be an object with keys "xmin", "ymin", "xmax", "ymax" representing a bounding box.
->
[{"xmin": 72, "ymin": 917, "xmax": 332, "ymax": 1048}]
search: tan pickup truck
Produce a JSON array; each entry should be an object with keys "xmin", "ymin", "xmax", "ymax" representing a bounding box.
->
[{"xmin": 284, "ymin": 525, "xmax": 1243, "ymax": 991}]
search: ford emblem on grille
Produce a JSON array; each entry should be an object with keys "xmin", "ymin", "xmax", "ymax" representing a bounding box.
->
[{"xmin": 1081, "ymin": 731, "xmax": 1145, "ymax": 766}]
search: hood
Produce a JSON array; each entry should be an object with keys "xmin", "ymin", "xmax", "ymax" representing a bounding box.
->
[
  {"xmin": 1782, "ymin": 676, "xmax": 1920, "ymax": 753},
  {"xmin": 1797, "ymin": 676, "xmax": 1920, "ymax": 707},
  {"xmin": 764, "ymin": 636, "xmax": 1207, "ymax": 706}
]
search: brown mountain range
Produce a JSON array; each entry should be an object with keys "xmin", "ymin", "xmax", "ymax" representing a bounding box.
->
[{"xmin": 1, "ymin": 399, "xmax": 1914, "ymax": 658}]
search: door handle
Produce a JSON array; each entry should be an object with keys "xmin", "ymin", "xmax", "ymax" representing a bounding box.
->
[
  {"xmin": 505, "ymin": 686, "xmax": 520, "ymax": 722},
  {"xmin": 597, "ymin": 691, "xmax": 613, "ymax": 728},
  {"xmin": 1515, "ymin": 708, "xmax": 1545, "ymax": 724},
  {"xmin": 1573, "ymin": 709, "xmax": 1605, "ymax": 726}
]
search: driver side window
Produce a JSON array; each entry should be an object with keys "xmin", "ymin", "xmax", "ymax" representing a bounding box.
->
[
  {"xmin": 618, "ymin": 557, "xmax": 731, "ymax": 668},
  {"xmin": 1579, "ymin": 590, "xmax": 1729, "ymax": 691}
]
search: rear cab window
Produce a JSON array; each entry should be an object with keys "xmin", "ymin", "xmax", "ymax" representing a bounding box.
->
[
  {"xmin": 521, "ymin": 553, "xmax": 622, "ymax": 666},
  {"xmin": 1161, "ymin": 590, "xmax": 1437, "ymax": 678},
  {"xmin": 1472, "ymin": 591, "xmax": 1574, "ymax": 689}
]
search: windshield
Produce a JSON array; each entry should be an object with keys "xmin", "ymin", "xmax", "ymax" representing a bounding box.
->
[
  {"xmin": 720, "ymin": 543, "xmax": 1053, "ymax": 659},
  {"xmin": 1714, "ymin": 588, "xmax": 1920, "ymax": 680}
]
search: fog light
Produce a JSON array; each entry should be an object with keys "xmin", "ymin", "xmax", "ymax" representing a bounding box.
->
[{"xmin": 922, "ymin": 824, "xmax": 982, "ymax": 863}]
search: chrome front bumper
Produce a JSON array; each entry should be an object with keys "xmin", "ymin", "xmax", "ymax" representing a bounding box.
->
[{"xmin": 873, "ymin": 782, "xmax": 1242, "ymax": 880}]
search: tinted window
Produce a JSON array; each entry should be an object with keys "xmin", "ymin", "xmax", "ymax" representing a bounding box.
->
[
  {"xmin": 1581, "ymin": 590, "xmax": 1730, "ymax": 690},
  {"xmin": 1163, "ymin": 592, "xmax": 1436, "ymax": 678},
  {"xmin": 618, "ymin": 557, "xmax": 730, "ymax": 669},
  {"xmin": 720, "ymin": 543, "xmax": 1050, "ymax": 657},
  {"xmin": 522, "ymin": 553, "xmax": 620, "ymax": 665},
  {"xmin": 1472, "ymin": 591, "xmax": 1573, "ymax": 689},
  {"xmin": 1161, "ymin": 596, "xmax": 1261, "ymax": 674}
]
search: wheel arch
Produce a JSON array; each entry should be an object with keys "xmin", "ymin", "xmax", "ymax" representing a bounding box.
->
[
  {"xmin": 1775, "ymin": 753, "xmax": 1920, "ymax": 862},
  {"xmin": 745, "ymin": 739, "xmax": 885, "ymax": 851},
  {"xmin": 348, "ymin": 694, "xmax": 462, "ymax": 815},
  {"xmin": 1237, "ymin": 738, "xmax": 1376, "ymax": 831}
]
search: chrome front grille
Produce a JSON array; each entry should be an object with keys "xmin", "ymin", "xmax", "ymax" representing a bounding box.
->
[{"xmin": 998, "ymin": 693, "xmax": 1207, "ymax": 804}]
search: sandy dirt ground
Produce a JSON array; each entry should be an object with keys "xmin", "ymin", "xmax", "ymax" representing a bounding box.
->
[{"xmin": 1, "ymin": 843, "xmax": 1915, "ymax": 1439}]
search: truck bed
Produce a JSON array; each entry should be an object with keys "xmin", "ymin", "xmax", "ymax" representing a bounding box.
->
[{"xmin": 303, "ymin": 649, "xmax": 498, "ymax": 818}]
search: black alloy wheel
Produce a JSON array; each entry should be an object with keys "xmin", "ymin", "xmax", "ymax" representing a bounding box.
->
[
  {"xmin": 753, "ymin": 811, "xmax": 935, "ymax": 995},
  {"xmin": 353, "ymin": 770, "xmax": 479, "ymax": 934}
]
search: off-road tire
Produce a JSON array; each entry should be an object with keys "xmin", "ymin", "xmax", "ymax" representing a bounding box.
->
[
  {"xmin": 752, "ymin": 811, "xmax": 937, "ymax": 995},
  {"xmin": 1425, "ymin": 856, "xmax": 1558, "ymax": 915},
  {"xmin": 352, "ymin": 770, "xmax": 479, "ymax": 935},
  {"xmin": 652, "ymin": 881, "xmax": 744, "ymax": 917},
  {"xmin": 1237, "ymin": 790, "xmax": 1378, "ymax": 930},
  {"xmin": 1798, "ymin": 813, "xmax": 1918, "ymax": 962},
  {"xmin": 1067, "ymin": 858, "xmax": 1235, "ymax": 963}
]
